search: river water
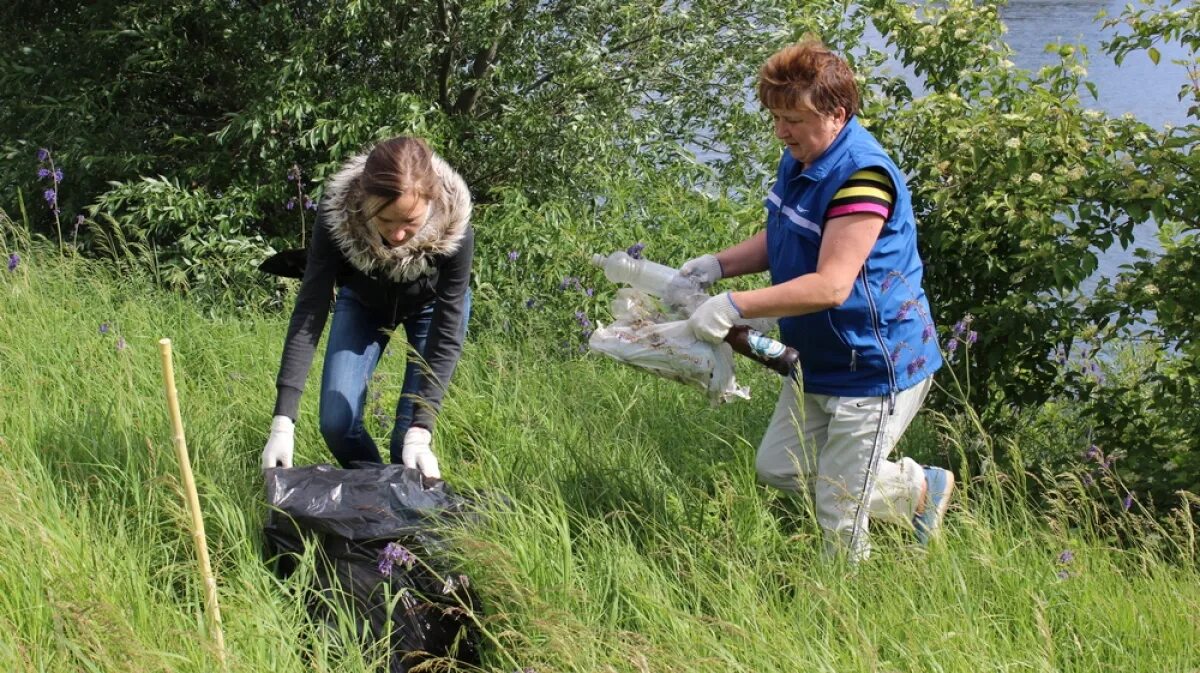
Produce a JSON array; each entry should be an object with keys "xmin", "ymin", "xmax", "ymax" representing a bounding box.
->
[
  {"xmin": 863, "ymin": 0, "xmax": 1193, "ymax": 284},
  {"xmin": 998, "ymin": 0, "xmax": 1190, "ymax": 129}
]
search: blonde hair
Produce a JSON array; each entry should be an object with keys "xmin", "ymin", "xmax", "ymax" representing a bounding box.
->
[{"xmin": 360, "ymin": 136, "xmax": 439, "ymax": 220}]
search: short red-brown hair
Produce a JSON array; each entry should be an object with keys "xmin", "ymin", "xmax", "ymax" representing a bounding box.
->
[{"xmin": 757, "ymin": 39, "xmax": 860, "ymax": 119}]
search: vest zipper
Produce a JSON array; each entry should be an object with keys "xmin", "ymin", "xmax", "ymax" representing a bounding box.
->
[
  {"xmin": 861, "ymin": 266, "xmax": 897, "ymax": 414},
  {"xmin": 826, "ymin": 313, "xmax": 857, "ymax": 372}
]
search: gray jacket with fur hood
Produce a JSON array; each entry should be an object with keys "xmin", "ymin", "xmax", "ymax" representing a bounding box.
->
[{"xmin": 273, "ymin": 151, "xmax": 473, "ymax": 431}]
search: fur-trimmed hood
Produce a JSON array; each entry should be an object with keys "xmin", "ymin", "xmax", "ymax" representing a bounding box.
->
[{"xmin": 321, "ymin": 151, "xmax": 472, "ymax": 282}]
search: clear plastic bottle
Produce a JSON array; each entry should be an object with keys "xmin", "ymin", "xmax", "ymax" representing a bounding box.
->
[
  {"xmin": 592, "ymin": 250, "xmax": 799, "ymax": 376},
  {"xmin": 591, "ymin": 251, "xmax": 677, "ymax": 298}
]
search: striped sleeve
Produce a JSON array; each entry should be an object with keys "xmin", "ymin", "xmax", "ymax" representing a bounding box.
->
[{"xmin": 826, "ymin": 167, "xmax": 895, "ymax": 221}]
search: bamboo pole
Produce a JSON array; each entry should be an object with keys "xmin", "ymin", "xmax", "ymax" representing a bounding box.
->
[{"xmin": 158, "ymin": 338, "xmax": 228, "ymax": 671}]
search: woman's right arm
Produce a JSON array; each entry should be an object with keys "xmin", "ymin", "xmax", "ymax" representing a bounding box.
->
[
  {"xmin": 272, "ymin": 209, "xmax": 340, "ymax": 421},
  {"xmin": 715, "ymin": 230, "xmax": 769, "ymax": 278}
]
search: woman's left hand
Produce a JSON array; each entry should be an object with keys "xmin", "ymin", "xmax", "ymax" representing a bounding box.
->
[{"xmin": 402, "ymin": 427, "xmax": 442, "ymax": 479}]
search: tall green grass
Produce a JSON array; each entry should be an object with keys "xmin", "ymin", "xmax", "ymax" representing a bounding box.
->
[{"xmin": 0, "ymin": 247, "xmax": 1196, "ymax": 672}]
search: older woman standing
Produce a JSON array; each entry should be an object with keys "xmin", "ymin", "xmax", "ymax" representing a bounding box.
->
[
  {"xmin": 683, "ymin": 40, "xmax": 951, "ymax": 560},
  {"xmin": 261, "ymin": 136, "xmax": 472, "ymax": 478}
]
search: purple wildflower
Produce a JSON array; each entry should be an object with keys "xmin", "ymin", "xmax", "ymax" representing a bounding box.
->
[
  {"xmin": 967, "ymin": 331, "xmax": 978, "ymax": 344},
  {"xmin": 906, "ymin": 354, "xmax": 927, "ymax": 376},
  {"xmin": 99, "ymin": 322, "xmax": 110, "ymax": 334},
  {"xmin": 304, "ymin": 196, "xmax": 317, "ymax": 211},
  {"xmin": 53, "ymin": 169, "xmax": 63, "ymax": 183},
  {"xmin": 377, "ymin": 542, "xmax": 415, "ymax": 576},
  {"xmin": 921, "ymin": 324, "xmax": 935, "ymax": 343},
  {"xmin": 1084, "ymin": 445, "xmax": 1101, "ymax": 462},
  {"xmin": 626, "ymin": 242, "xmax": 645, "ymax": 259},
  {"xmin": 7, "ymin": 253, "xmax": 19, "ymax": 272},
  {"xmin": 115, "ymin": 336, "xmax": 128, "ymax": 351},
  {"xmin": 585, "ymin": 287, "xmax": 594, "ymax": 297},
  {"xmin": 1057, "ymin": 569, "xmax": 1070, "ymax": 580},
  {"xmin": 36, "ymin": 148, "xmax": 49, "ymax": 162},
  {"xmin": 575, "ymin": 310, "xmax": 591, "ymax": 328},
  {"xmin": 1082, "ymin": 472, "xmax": 1094, "ymax": 486},
  {"xmin": 524, "ymin": 298, "xmax": 536, "ymax": 309},
  {"xmin": 946, "ymin": 338, "xmax": 959, "ymax": 353},
  {"xmin": 43, "ymin": 189, "xmax": 57, "ymax": 205},
  {"xmin": 1057, "ymin": 550, "xmax": 1074, "ymax": 564},
  {"xmin": 507, "ymin": 250, "xmax": 520, "ymax": 261},
  {"xmin": 286, "ymin": 164, "xmax": 301, "ymax": 181},
  {"xmin": 285, "ymin": 197, "xmax": 296, "ymax": 211},
  {"xmin": 953, "ymin": 319, "xmax": 967, "ymax": 335},
  {"xmin": 560, "ymin": 276, "xmax": 578, "ymax": 290},
  {"xmin": 1122, "ymin": 492, "xmax": 1134, "ymax": 511},
  {"xmin": 37, "ymin": 168, "xmax": 50, "ymax": 179}
]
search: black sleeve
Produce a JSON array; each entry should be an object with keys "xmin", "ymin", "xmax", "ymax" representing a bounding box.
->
[
  {"xmin": 411, "ymin": 225, "xmax": 474, "ymax": 430},
  {"xmin": 272, "ymin": 208, "xmax": 342, "ymax": 421}
]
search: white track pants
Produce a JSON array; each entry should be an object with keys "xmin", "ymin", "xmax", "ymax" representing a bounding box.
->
[{"xmin": 756, "ymin": 376, "xmax": 932, "ymax": 560}]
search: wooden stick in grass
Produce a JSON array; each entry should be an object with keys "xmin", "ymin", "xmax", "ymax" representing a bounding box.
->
[{"xmin": 158, "ymin": 338, "xmax": 228, "ymax": 671}]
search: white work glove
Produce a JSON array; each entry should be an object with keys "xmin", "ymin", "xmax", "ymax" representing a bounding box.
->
[
  {"xmin": 261, "ymin": 415, "xmax": 295, "ymax": 469},
  {"xmin": 678, "ymin": 254, "xmax": 723, "ymax": 289},
  {"xmin": 401, "ymin": 427, "xmax": 441, "ymax": 479},
  {"xmin": 688, "ymin": 292, "xmax": 743, "ymax": 343}
]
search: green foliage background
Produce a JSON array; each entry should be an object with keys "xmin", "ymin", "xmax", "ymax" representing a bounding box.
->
[{"xmin": 1, "ymin": 0, "xmax": 1197, "ymax": 512}]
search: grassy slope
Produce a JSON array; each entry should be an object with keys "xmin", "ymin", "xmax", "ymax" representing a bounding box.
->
[{"xmin": 0, "ymin": 252, "xmax": 1196, "ymax": 673}]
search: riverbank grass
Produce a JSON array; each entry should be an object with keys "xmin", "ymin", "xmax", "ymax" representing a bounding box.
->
[{"xmin": 0, "ymin": 251, "xmax": 1196, "ymax": 672}]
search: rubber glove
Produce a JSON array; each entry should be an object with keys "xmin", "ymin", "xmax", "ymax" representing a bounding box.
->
[
  {"xmin": 402, "ymin": 427, "xmax": 442, "ymax": 479},
  {"xmin": 688, "ymin": 292, "xmax": 743, "ymax": 343},
  {"xmin": 262, "ymin": 415, "xmax": 295, "ymax": 469},
  {"xmin": 678, "ymin": 254, "xmax": 723, "ymax": 288}
]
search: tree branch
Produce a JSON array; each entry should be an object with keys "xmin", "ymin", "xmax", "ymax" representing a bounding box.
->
[
  {"xmin": 450, "ymin": 0, "xmax": 537, "ymax": 117},
  {"xmin": 435, "ymin": 0, "xmax": 453, "ymax": 111},
  {"xmin": 451, "ymin": 18, "xmax": 508, "ymax": 116},
  {"xmin": 517, "ymin": 23, "xmax": 688, "ymax": 99}
]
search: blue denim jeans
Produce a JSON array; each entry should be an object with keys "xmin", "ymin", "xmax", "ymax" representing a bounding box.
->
[{"xmin": 318, "ymin": 286, "xmax": 470, "ymax": 467}]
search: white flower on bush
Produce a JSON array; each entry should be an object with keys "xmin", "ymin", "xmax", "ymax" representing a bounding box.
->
[
  {"xmin": 1005, "ymin": 137, "xmax": 1022, "ymax": 149},
  {"xmin": 1028, "ymin": 173, "xmax": 1044, "ymax": 184}
]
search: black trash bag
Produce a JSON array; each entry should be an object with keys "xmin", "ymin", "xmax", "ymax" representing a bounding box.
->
[
  {"xmin": 263, "ymin": 464, "xmax": 482, "ymax": 672},
  {"xmin": 259, "ymin": 248, "xmax": 307, "ymax": 278}
]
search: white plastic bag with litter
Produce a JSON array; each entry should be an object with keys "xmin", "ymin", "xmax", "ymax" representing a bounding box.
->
[{"xmin": 588, "ymin": 288, "xmax": 749, "ymax": 405}]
